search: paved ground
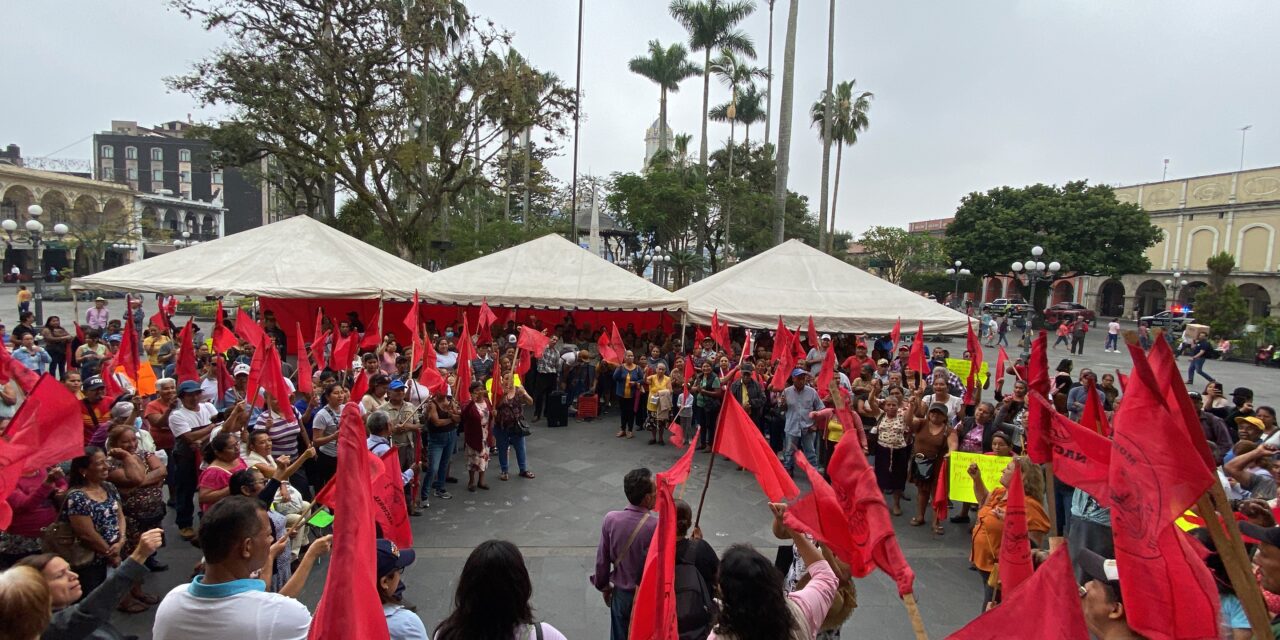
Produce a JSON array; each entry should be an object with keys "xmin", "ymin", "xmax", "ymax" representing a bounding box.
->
[{"xmin": 19, "ymin": 294, "xmax": 1277, "ymax": 637}]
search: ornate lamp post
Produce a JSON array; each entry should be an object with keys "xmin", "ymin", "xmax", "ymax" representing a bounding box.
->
[
  {"xmin": 1010, "ymin": 245, "xmax": 1061, "ymax": 357},
  {"xmin": 2, "ymin": 205, "xmax": 69, "ymax": 324},
  {"xmin": 1164, "ymin": 271, "xmax": 1187, "ymax": 310},
  {"xmin": 944, "ymin": 260, "xmax": 972, "ymax": 309}
]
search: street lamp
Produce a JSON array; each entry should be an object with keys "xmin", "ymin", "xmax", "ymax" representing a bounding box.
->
[
  {"xmin": 652, "ymin": 252, "xmax": 671, "ymax": 288},
  {"xmin": 1163, "ymin": 271, "xmax": 1188, "ymax": 311},
  {"xmin": 944, "ymin": 260, "xmax": 972, "ymax": 309},
  {"xmin": 173, "ymin": 230, "xmax": 192, "ymax": 250},
  {"xmin": 2, "ymin": 205, "xmax": 69, "ymax": 324},
  {"xmin": 1010, "ymin": 245, "xmax": 1062, "ymax": 357}
]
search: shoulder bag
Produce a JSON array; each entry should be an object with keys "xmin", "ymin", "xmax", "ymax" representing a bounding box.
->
[{"xmin": 41, "ymin": 490, "xmax": 96, "ymax": 567}]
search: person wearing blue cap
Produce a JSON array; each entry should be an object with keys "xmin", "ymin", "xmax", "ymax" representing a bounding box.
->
[
  {"xmin": 781, "ymin": 368, "xmax": 824, "ymax": 476},
  {"xmin": 376, "ymin": 539, "xmax": 428, "ymax": 640},
  {"xmin": 379, "ymin": 378, "xmax": 422, "ymax": 511}
]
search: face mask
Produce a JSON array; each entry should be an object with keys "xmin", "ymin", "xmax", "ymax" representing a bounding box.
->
[{"xmin": 446, "ymin": 331, "xmax": 455, "ymax": 338}]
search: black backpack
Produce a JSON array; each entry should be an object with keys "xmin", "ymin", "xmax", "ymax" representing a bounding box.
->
[{"xmin": 674, "ymin": 543, "xmax": 716, "ymax": 640}]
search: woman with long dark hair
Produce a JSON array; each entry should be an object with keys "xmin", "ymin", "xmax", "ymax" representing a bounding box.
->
[
  {"xmin": 309, "ymin": 382, "xmax": 348, "ymax": 490},
  {"xmin": 434, "ymin": 540, "xmax": 566, "ymax": 640},
  {"xmin": 40, "ymin": 315, "xmax": 72, "ymax": 380},
  {"xmin": 62, "ymin": 448, "xmax": 127, "ymax": 606},
  {"xmin": 712, "ymin": 505, "xmax": 838, "ymax": 639}
]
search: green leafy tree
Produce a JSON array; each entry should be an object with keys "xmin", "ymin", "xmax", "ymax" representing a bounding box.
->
[
  {"xmin": 857, "ymin": 226, "xmax": 946, "ymax": 284},
  {"xmin": 944, "ymin": 182, "xmax": 1161, "ymax": 279},
  {"xmin": 669, "ymin": 0, "xmax": 757, "ymax": 169},
  {"xmin": 1194, "ymin": 252, "xmax": 1251, "ymax": 337},
  {"xmin": 628, "ymin": 40, "xmax": 702, "ymax": 159},
  {"xmin": 901, "ymin": 271, "xmax": 980, "ymax": 304}
]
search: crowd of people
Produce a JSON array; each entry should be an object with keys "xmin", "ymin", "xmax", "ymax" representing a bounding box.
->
[{"xmin": 4, "ymin": 293, "xmax": 1280, "ymax": 639}]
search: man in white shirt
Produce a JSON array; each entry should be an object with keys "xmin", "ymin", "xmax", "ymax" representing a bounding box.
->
[
  {"xmin": 806, "ymin": 334, "xmax": 832, "ymax": 377},
  {"xmin": 169, "ymin": 380, "xmax": 222, "ymax": 540},
  {"xmin": 153, "ymin": 496, "xmax": 312, "ymax": 640},
  {"xmin": 1105, "ymin": 317, "xmax": 1122, "ymax": 353}
]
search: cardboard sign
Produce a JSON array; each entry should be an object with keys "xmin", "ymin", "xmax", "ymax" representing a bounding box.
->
[
  {"xmin": 948, "ymin": 451, "xmax": 1013, "ymax": 504},
  {"xmin": 945, "ymin": 358, "xmax": 989, "ymax": 387}
]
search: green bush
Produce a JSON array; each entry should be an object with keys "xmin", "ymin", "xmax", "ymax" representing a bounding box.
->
[{"xmin": 176, "ymin": 298, "xmax": 256, "ymax": 320}]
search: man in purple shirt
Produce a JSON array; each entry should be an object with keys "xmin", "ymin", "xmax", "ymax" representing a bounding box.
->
[
  {"xmin": 86, "ymin": 296, "xmax": 110, "ymax": 330},
  {"xmin": 591, "ymin": 467, "xmax": 657, "ymax": 640}
]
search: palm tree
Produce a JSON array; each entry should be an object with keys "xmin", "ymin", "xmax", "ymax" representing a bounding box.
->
[
  {"xmin": 816, "ymin": 0, "xmax": 836, "ymax": 250},
  {"xmin": 709, "ymin": 83, "xmax": 764, "ymax": 147},
  {"xmin": 811, "ymin": 80, "xmax": 873, "ymax": 251},
  {"xmin": 771, "ymin": 0, "xmax": 798, "ymax": 245},
  {"xmin": 673, "ymin": 133, "xmax": 693, "ymax": 167},
  {"xmin": 669, "ymin": 0, "xmax": 757, "ymax": 169},
  {"xmin": 708, "ymin": 50, "xmax": 767, "ymax": 181},
  {"xmin": 628, "ymin": 40, "xmax": 701, "ymax": 162}
]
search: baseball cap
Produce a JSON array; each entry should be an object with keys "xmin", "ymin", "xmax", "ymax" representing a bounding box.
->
[
  {"xmin": 376, "ymin": 539, "xmax": 416, "ymax": 578},
  {"xmin": 927, "ymin": 402, "xmax": 949, "ymax": 415},
  {"xmin": 388, "ymin": 379, "xmax": 406, "ymax": 391},
  {"xmin": 83, "ymin": 375, "xmax": 105, "ymax": 390},
  {"xmin": 877, "ymin": 358, "xmax": 889, "ymax": 365},
  {"xmin": 233, "ymin": 363, "xmax": 251, "ymax": 376},
  {"xmin": 1076, "ymin": 548, "xmax": 1122, "ymax": 601},
  {"xmin": 791, "ymin": 368, "xmax": 807, "ymax": 378},
  {"xmin": 1232, "ymin": 387, "xmax": 1255, "ymax": 400},
  {"xmin": 94, "ymin": 296, "xmax": 106, "ymax": 302},
  {"xmin": 740, "ymin": 362, "xmax": 754, "ymax": 373},
  {"xmin": 1236, "ymin": 416, "xmax": 1265, "ymax": 432},
  {"xmin": 110, "ymin": 402, "xmax": 134, "ymax": 420},
  {"xmin": 820, "ymin": 333, "xmax": 832, "ymax": 341},
  {"xmin": 177, "ymin": 380, "xmax": 202, "ymax": 396}
]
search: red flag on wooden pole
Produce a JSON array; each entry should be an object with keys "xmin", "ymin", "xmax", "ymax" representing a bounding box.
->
[
  {"xmin": 889, "ymin": 317, "xmax": 901, "ymax": 351},
  {"xmin": 814, "ymin": 344, "xmax": 836, "ymax": 399},
  {"xmin": 964, "ymin": 320, "xmax": 983, "ymax": 403},
  {"xmin": 307, "ymin": 402, "xmax": 389, "ymax": 640},
  {"xmin": 1079, "ymin": 378, "xmax": 1110, "ymax": 436},
  {"xmin": 455, "ymin": 317, "xmax": 473, "ymax": 406},
  {"xmin": 825, "ymin": 432, "xmax": 917, "ymax": 595},
  {"xmin": 907, "ymin": 321, "xmax": 929, "ymax": 375},
  {"xmin": 711, "ymin": 394, "xmax": 799, "ymax": 502},
  {"xmin": 806, "ymin": 316, "xmax": 819, "ymax": 351},
  {"xmin": 994, "ymin": 346, "xmax": 1009, "ymax": 389},
  {"xmin": 404, "ymin": 292, "xmax": 423, "ymax": 372},
  {"xmin": 211, "ymin": 300, "xmax": 237, "ymax": 353},
  {"xmin": 349, "ymin": 369, "xmax": 369, "ymax": 403},
  {"xmin": 946, "ymin": 546, "xmax": 1088, "ymax": 640},
  {"xmin": 294, "ymin": 323, "xmax": 313, "ymax": 395},
  {"xmin": 233, "ymin": 308, "xmax": 267, "ymax": 350},
  {"xmin": 784, "ymin": 454, "xmax": 859, "ymax": 567},
  {"xmin": 1025, "ymin": 330, "xmax": 1053, "ymax": 464},
  {"xmin": 117, "ymin": 308, "xmax": 141, "ymax": 383},
  {"xmin": 476, "ymin": 298, "xmax": 498, "ymax": 344},
  {"xmin": 932, "ymin": 457, "xmax": 949, "ymax": 523},
  {"xmin": 175, "ymin": 318, "xmax": 198, "ymax": 384},
  {"xmin": 997, "ymin": 463, "xmax": 1034, "ymax": 596},
  {"xmin": 629, "ymin": 432, "xmax": 700, "ymax": 640}
]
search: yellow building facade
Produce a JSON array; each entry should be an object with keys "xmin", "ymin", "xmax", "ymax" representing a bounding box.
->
[{"xmin": 1086, "ymin": 166, "xmax": 1280, "ymax": 320}]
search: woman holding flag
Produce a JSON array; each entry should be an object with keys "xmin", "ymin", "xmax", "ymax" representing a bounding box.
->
[
  {"xmin": 967, "ymin": 456, "xmax": 1050, "ymax": 611},
  {"xmin": 907, "ymin": 399, "xmax": 952, "ymax": 533}
]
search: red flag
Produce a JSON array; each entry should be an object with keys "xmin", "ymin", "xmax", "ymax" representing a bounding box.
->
[
  {"xmin": 1148, "ymin": 337, "xmax": 1216, "ymax": 473},
  {"xmin": 1029, "ymin": 394, "xmax": 1113, "ymax": 499},
  {"xmin": 772, "ymin": 317, "xmax": 793, "ymax": 363},
  {"xmin": 404, "ymin": 292, "xmax": 424, "ymax": 372},
  {"xmin": 359, "ymin": 308, "xmax": 382, "ymax": 351},
  {"xmin": 294, "ymin": 323, "xmax": 313, "ymax": 395},
  {"xmin": 814, "ymin": 343, "xmax": 836, "ymax": 399},
  {"xmin": 331, "ymin": 331, "xmax": 358, "ymax": 373},
  {"xmin": 1079, "ymin": 379, "xmax": 1110, "ymax": 436},
  {"xmin": 712, "ymin": 394, "xmax": 799, "ymax": 502},
  {"xmin": 517, "ymin": 326, "xmax": 550, "ymax": 356},
  {"xmin": 667, "ymin": 415, "xmax": 686, "ymax": 447},
  {"xmin": 681, "ymin": 355, "xmax": 695, "ymax": 383},
  {"xmin": 1025, "ymin": 331, "xmax": 1053, "ymax": 464},
  {"xmin": 784, "ymin": 455, "xmax": 859, "ymax": 568},
  {"xmin": 100, "ymin": 357, "xmax": 124, "ymax": 398},
  {"xmin": 515, "ymin": 347, "xmax": 531, "ymax": 376},
  {"xmin": 946, "ymin": 546, "xmax": 1087, "ymax": 640},
  {"xmin": 994, "ymin": 346, "xmax": 1009, "ymax": 389},
  {"xmin": 889, "ymin": 317, "xmax": 901, "ymax": 351},
  {"xmin": 825, "ymin": 436, "xmax": 916, "ymax": 595},
  {"xmin": 350, "ymin": 369, "xmax": 369, "ymax": 402},
  {"xmin": 234, "ymin": 308, "xmax": 267, "ymax": 350},
  {"xmin": 792, "ymin": 325, "xmax": 807, "ymax": 364},
  {"xmin": 245, "ymin": 334, "xmax": 297, "ymax": 423},
  {"xmin": 597, "ymin": 332, "xmax": 618, "ymax": 366},
  {"xmin": 175, "ymin": 318, "xmax": 198, "ymax": 384},
  {"xmin": 455, "ymin": 318, "xmax": 473, "ymax": 406},
  {"xmin": 710, "ymin": 310, "xmax": 731, "ymax": 355},
  {"xmin": 932, "ymin": 457, "xmax": 949, "ymax": 523},
  {"xmin": 1106, "ymin": 341, "xmax": 1219, "ymax": 640},
  {"xmin": 965, "ymin": 321, "xmax": 983, "ymax": 402},
  {"xmin": 806, "ymin": 316, "xmax": 819, "ymax": 350},
  {"xmin": 417, "ymin": 363, "xmax": 446, "ymax": 396},
  {"xmin": 769, "ymin": 351, "xmax": 794, "ymax": 391},
  {"xmin": 490, "ymin": 354, "xmax": 505, "ymax": 405},
  {"xmin": 308, "ymin": 402, "xmax": 389, "ymax": 640},
  {"xmin": 116, "ymin": 307, "xmax": 140, "ymax": 383},
  {"xmin": 629, "ymin": 434, "xmax": 700, "ymax": 640},
  {"xmin": 151, "ymin": 298, "xmax": 171, "ymax": 333},
  {"xmin": 477, "ymin": 299, "xmax": 498, "ymax": 343},
  {"xmin": 211, "ymin": 301, "xmax": 237, "ymax": 353},
  {"xmin": 312, "ymin": 306, "xmax": 330, "ymax": 370},
  {"xmin": 1116, "ymin": 370, "xmax": 1128, "ymax": 392},
  {"xmin": 0, "ymin": 377, "xmax": 85, "ymax": 528},
  {"xmin": 610, "ymin": 323, "xmax": 627, "ymax": 363},
  {"xmin": 997, "ymin": 463, "xmax": 1034, "ymax": 596},
  {"xmin": 694, "ymin": 326, "xmax": 706, "ymax": 350},
  {"xmin": 907, "ymin": 321, "xmax": 929, "ymax": 375},
  {"xmin": 372, "ymin": 448, "xmax": 414, "ymax": 548},
  {"xmin": 215, "ymin": 354, "xmax": 232, "ymax": 399},
  {"xmin": 0, "ymin": 343, "xmax": 39, "ymax": 394}
]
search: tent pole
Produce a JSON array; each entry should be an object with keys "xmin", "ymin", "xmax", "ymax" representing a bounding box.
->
[{"xmin": 680, "ymin": 311, "xmax": 688, "ymax": 355}]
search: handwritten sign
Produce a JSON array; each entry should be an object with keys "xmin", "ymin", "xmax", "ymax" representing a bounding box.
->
[
  {"xmin": 945, "ymin": 358, "xmax": 989, "ymax": 387},
  {"xmin": 948, "ymin": 451, "xmax": 1013, "ymax": 504}
]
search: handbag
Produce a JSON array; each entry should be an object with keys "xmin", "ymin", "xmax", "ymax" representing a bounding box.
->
[{"xmin": 41, "ymin": 493, "xmax": 95, "ymax": 567}]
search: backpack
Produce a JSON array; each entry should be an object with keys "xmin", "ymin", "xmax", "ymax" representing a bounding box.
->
[{"xmin": 674, "ymin": 542, "xmax": 716, "ymax": 640}]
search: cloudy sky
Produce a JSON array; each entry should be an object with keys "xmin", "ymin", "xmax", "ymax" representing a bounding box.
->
[{"xmin": 6, "ymin": 1, "xmax": 1279, "ymax": 237}]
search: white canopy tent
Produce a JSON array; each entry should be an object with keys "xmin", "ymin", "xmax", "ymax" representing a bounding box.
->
[
  {"xmin": 72, "ymin": 215, "xmax": 429, "ymax": 299},
  {"xmin": 423, "ymin": 234, "xmax": 685, "ymax": 311},
  {"xmin": 676, "ymin": 239, "xmax": 975, "ymax": 334}
]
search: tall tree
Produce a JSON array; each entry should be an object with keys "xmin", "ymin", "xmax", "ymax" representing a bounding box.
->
[
  {"xmin": 709, "ymin": 82, "xmax": 764, "ymax": 147},
  {"xmin": 169, "ymin": 0, "xmax": 575, "ymax": 261},
  {"xmin": 816, "ymin": 0, "xmax": 836, "ymax": 252},
  {"xmin": 708, "ymin": 50, "xmax": 768, "ymax": 176},
  {"xmin": 673, "ymin": 133, "xmax": 693, "ymax": 167},
  {"xmin": 1194, "ymin": 252, "xmax": 1250, "ymax": 336},
  {"xmin": 857, "ymin": 226, "xmax": 947, "ymax": 285},
  {"xmin": 771, "ymin": 0, "xmax": 799, "ymax": 245},
  {"xmin": 669, "ymin": 0, "xmax": 757, "ymax": 170},
  {"xmin": 811, "ymin": 80, "xmax": 872, "ymax": 251},
  {"xmin": 628, "ymin": 40, "xmax": 702, "ymax": 161},
  {"xmin": 763, "ymin": 0, "xmax": 776, "ymax": 149}
]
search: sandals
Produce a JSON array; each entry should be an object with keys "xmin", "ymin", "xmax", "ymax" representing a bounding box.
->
[
  {"xmin": 477, "ymin": 483, "xmax": 490, "ymax": 490},
  {"xmin": 892, "ymin": 505, "xmax": 903, "ymax": 516},
  {"xmin": 519, "ymin": 471, "xmax": 536, "ymax": 479},
  {"xmin": 499, "ymin": 472, "xmax": 509, "ymax": 481},
  {"xmin": 134, "ymin": 591, "xmax": 160, "ymax": 605},
  {"xmin": 626, "ymin": 432, "xmax": 635, "ymax": 439},
  {"xmin": 909, "ymin": 517, "xmax": 924, "ymax": 527},
  {"xmin": 616, "ymin": 431, "xmax": 626, "ymax": 438},
  {"xmin": 932, "ymin": 524, "xmax": 945, "ymax": 535},
  {"xmin": 467, "ymin": 483, "xmax": 476, "ymax": 492},
  {"xmin": 117, "ymin": 598, "xmax": 149, "ymax": 614}
]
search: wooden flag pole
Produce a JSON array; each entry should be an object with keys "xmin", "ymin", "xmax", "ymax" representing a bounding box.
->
[
  {"xmin": 1200, "ymin": 486, "xmax": 1273, "ymax": 639},
  {"xmin": 1042, "ymin": 462, "xmax": 1057, "ymax": 536},
  {"xmin": 901, "ymin": 592, "xmax": 929, "ymax": 640}
]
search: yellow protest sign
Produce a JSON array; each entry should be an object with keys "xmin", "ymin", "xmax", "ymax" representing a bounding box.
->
[
  {"xmin": 945, "ymin": 358, "xmax": 988, "ymax": 386},
  {"xmin": 948, "ymin": 451, "xmax": 1013, "ymax": 504}
]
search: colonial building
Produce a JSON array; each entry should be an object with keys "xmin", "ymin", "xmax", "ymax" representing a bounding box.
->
[
  {"xmin": 1080, "ymin": 166, "xmax": 1280, "ymax": 320},
  {"xmin": 643, "ymin": 118, "xmax": 677, "ymax": 167}
]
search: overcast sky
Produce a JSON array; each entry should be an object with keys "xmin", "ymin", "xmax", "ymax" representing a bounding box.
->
[{"xmin": 6, "ymin": 1, "xmax": 1279, "ymax": 237}]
